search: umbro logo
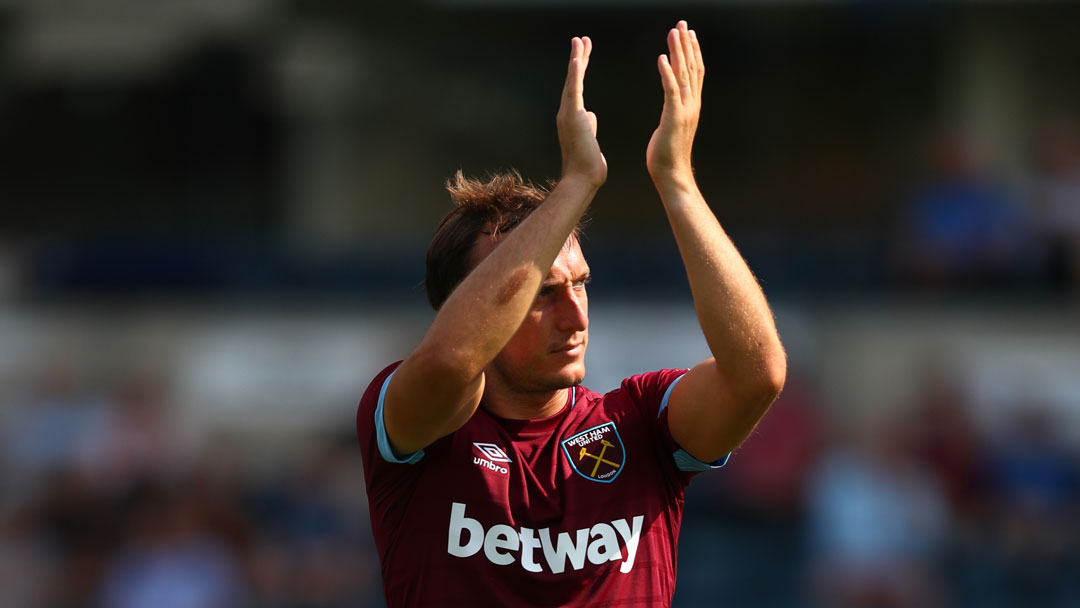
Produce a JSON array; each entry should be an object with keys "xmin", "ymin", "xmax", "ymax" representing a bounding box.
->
[
  {"xmin": 473, "ymin": 442, "xmax": 511, "ymax": 475},
  {"xmin": 473, "ymin": 443, "xmax": 512, "ymax": 462}
]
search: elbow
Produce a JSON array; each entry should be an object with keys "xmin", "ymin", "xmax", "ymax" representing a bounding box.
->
[
  {"xmin": 729, "ymin": 352, "xmax": 786, "ymax": 448},
  {"xmin": 746, "ymin": 346, "xmax": 786, "ymax": 408},
  {"xmin": 712, "ymin": 342, "xmax": 787, "ymax": 409},
  {"xmin": 762, "ymin": 348, "xmax": 787, "ymax": 401}
]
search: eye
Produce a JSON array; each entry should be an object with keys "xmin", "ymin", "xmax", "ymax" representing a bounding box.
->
[
  {"xmin": 537, "ymin": 286, "xmax": 554, "ymax": 298},
  {"xmin": 573, "ymin": 276, "xmax": 592, "ymax": 289}
]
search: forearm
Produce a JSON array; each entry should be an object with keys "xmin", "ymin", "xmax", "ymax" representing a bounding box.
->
[
  {"xmin": 657, "ymin": 177, "xmax": 786, "ymax": 393},
  {"xmin": 386, "ymin": 175, "xmax": 598, "ymax": 453},
  {"xmin": 416, "ymin": 175, "xmax": 599, "ymax": 378},
  {"xmin": 383, "ymin": 35, "xmax": 603, "ymax": 454},
  {"xmin": 645, "ymin": 21, "xmax": 783, "ymax": 461}
]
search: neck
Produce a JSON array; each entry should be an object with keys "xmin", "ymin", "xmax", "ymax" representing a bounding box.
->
[{"xmin": 481, "ymin": 373, "xmax": 569, "ymax": 421}]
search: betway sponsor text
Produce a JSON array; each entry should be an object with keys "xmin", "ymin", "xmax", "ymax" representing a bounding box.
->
[{"xmin": 447, "ymin": 502, "xmax": 644, "ymax": 574}]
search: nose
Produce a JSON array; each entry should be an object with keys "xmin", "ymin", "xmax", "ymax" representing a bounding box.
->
[{"xmin": 555, "ymin": 286, "xmax": 588, "ymax": 333}]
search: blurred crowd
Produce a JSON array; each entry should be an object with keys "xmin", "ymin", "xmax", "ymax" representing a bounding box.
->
[
  {"xmin": 679, "ymin": 371, "xmax": 1080, "ymax": 608},
  {"xmin": 1, "ymin": 6, "xmax": 1079, "ymax": 607},
  {"xmin": 2, "ymin": 352, "xmax": 1077, "ymax": 608},
  {"xmin": 4, "ymin": 116, "xmax": 1080, "ymax": 299},
  {"xmin": 0, "ymin": 361, "xmax": 382, "ymax": 608},
  {"xmin": 894, "ymin": 119, "xmax": 1080, "ymax": 291}
]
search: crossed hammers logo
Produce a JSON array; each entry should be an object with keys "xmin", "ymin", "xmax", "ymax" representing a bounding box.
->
[{"xmin": 579, "ymin": 439, "xmax": 621, "ymax": 478}]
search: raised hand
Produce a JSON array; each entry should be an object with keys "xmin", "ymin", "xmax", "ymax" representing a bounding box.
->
[
  {"xmin": 647, "ymin": 21, "xmax": 703, "ymax": 189},
  {"xmin": 557, "ymin": 36, "xmax": 607, "ymax": 187}
]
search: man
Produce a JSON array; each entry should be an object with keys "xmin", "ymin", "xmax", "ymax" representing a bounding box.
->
[{"xmin": 356, "ymin": 21, "xmax": 786, "ymax": 606}]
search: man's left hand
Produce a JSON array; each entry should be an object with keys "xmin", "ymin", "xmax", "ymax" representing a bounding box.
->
[{"xmin": 647, "ymin": 20, "xmax": 703, "ymax": 190}]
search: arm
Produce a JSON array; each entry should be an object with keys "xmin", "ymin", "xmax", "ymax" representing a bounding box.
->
[
  {"xmin": 383, "ymin": 37, "xmax": 607, "ymax": 456},
  {"xmin": 648, "ymin": 22, "xmax": 786, "ymax": 463}
]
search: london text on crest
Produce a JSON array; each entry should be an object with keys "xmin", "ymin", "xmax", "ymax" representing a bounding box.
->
[{"xmin": 561, "ymin": 422, "xmax": 625, "ymax": 483}]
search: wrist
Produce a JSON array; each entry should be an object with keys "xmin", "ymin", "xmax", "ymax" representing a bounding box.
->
[
  {"xmin": 650, "ymin": 169, "xmax": 698, "ymax": 198},
  {"xmin": 558, "ymin": 170, "xmax": 606, "ymax": 192}
]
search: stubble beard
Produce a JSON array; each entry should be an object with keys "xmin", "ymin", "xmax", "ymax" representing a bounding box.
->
[{"xmin": 491, "ymin": 352, "xmax": 586, "ymax": 396}]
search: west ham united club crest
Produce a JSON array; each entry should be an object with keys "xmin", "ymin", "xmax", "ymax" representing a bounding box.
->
[{"xmin": 561, "ymin": 422, "xmax": 625, "ymax": 483}]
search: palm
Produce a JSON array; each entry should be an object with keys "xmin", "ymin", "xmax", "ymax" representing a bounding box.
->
[
  {"xmin": 647, "ymin": 22, "xmax": 702, "ymax": 183},
  {"xmin": 646, "ymin": 116, "xmax": 676, "ymax": 176},
  {"xmin": 558, "ymin": 36, "xmax": 607, "ymax": 186}
]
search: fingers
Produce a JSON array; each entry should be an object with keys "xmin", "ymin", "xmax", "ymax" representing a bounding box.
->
[
  {"xmin": 664, "ymin": 20, "xmax": 704, "ymax": 104},
  {"xmin": 561, "ymin": 36, "xmax": 591, "ymax": 113},
  {"xmin": 561, "ymin": 37, "xmax": 582, "ymax": 110},
  {"xmin": 678, "ymin": 21, "xmax": 696, "ymax": 77},
  {"xmin": 690, "ymin": 29, "xmax": 704, "ymax": 90},
  {"xmin": 657, "ymin": 54, "xmax": 679, "ymax": 102},
  {"xmin": 667, "ymin": 26, "xmax": 691, "ymax": 99}
]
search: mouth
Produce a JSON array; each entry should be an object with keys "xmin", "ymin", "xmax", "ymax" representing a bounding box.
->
[{"xmin": 553, "ymin": 342, "xmax": 584, "ymax": 357}]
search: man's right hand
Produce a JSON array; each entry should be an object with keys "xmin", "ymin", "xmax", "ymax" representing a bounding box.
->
[{"xmin": 557, "ymin": 37, "xmax": 607, "ymax": 187}]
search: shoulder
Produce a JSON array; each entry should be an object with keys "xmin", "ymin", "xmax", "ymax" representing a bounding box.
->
[
  {"xmin": 619, "ymin": 369, "xmax": 688, "ymax": 394},
  {"xmin": 357, "ymin": 361, "xmax": 404, "ymax": 414},
  {"xmin": 355, "ymin": 361, "xmax": 404, "ymax": 451},
  {"xmin": 616, "ymin": 369, "xmax": 689, "ymax": 411},
  {"xmin": 573, "ymin": 369, "xmax": 688, "ymax": 420}
]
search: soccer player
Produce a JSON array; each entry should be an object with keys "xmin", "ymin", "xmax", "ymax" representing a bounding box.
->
[{"xmin": 356, "ymin": 21, "xmax": 786, "ymax": 606}]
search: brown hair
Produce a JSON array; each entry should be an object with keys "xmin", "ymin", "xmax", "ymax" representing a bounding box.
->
[{"xmin": 424, "ymin": 170, "xmax": 581, "ymax": 310}]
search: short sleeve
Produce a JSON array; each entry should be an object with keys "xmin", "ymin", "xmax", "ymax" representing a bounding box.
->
[
  {"xmin": 356, "ymin": 362, "xmax": 426, "ymax": 503},
  {"xmin": 620, "ymin": 369, "xmax": 729, "ymax": 481}
]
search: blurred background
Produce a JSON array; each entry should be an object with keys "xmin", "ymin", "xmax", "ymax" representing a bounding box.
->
[{"xmin": 1, "ymin": 1, "xmax": 1079, "ymax": 606}]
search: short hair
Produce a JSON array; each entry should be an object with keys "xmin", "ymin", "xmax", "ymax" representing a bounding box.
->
[{"xmin": 424, "ymin": 170, "xmax": 582, "ymax": 310}]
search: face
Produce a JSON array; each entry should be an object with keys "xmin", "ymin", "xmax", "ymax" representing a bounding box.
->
[{"xmin": 479, "ymin": 236, "xmax": 590, "ymax": 394}]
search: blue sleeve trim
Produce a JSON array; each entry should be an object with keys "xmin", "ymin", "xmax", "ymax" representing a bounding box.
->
[
  {"xmin": 659, "ymin": 372, "xmax": 730, "ymax": 472},
  {"xmin": 674, "ymin": 449, "xmax": 730, "ymax": 472},
  {"xmin": 657, "ymin": 373, "xmax": 684, "ymax": 417},
  {"xmin": 374, "ymin": 370, "xmax": 425, "ymax": 465}
]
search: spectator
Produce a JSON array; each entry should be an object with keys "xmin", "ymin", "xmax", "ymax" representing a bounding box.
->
[
  {"xmin": 980, "ymin": 404, "xmax": 1080, "ymax": 607},
  {"xmin": 806, "ymin": 419, "xmax": 949, "ymax": 608},
  {"xmin": 0, "ymin": 511, "xmax": 52, "ymax": 607},
  {"xmin": 908, "ymin": 371, "xmax": 988, "ymax": 525},
  {"xmin": 79, "ymin": 372, "xmax": 195, "ymax": 493},
  {"xmin": 895, "ymin": 130, "xmax": 1035, "ymax": 287},
  {"xmin": 98, "ymin": 481, "xmax": 248, "ymax": 608},
  {"xmin": 246, "ymin": 445, "xmax": 382, "ymax": 607},
  {"xmin": 1, "ymin": 358, "xmax": 110, "ymax": 495},
  {"xmin": 1029, "ymin": 117, "xmax": 1080, "ymax": 288}
]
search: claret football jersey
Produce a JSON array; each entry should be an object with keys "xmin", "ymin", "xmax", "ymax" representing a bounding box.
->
[{"xmin": 356, "ymin": 361, "xmax": 728, "ymax": 607}]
